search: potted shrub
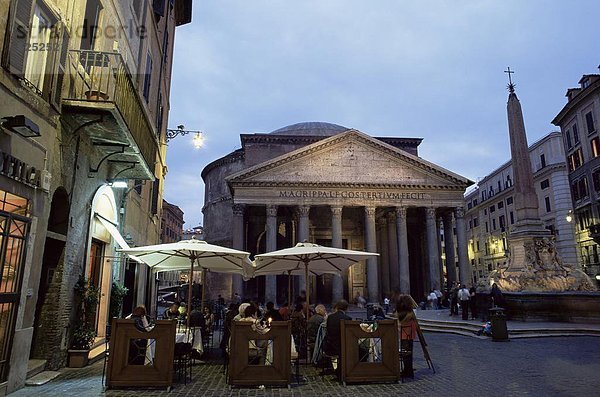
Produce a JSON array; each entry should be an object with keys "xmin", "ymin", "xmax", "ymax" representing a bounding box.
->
[{"xmin": 68, "ymin": 277, "xmax": 99, "ymax": 367}]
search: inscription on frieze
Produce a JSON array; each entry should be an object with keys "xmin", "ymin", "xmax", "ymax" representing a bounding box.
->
[{"xmin": 278, "ymin": 190, "xmax": 427, "ymax": 201}]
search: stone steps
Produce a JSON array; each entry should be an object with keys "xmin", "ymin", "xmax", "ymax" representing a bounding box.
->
[
  {"xmin": 418, "ymin": 318, "xmax": 600, "ymax": 339},
  {"xmin": 26, "ymin": 359, "xmax": 46, "ymax": 379},
  {"xmin": 88, "ymin": 338, "xmax": 107, "ymax": 365}
]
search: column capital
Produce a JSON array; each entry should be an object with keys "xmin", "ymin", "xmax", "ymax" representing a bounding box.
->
[
  {"xmin": 266, "ymin": 204, "xmax": 278, "ymax": 217},
  {"xmin": 232, "ymin": 203, "xmax": 246, "ymax": 217},
  {"xmin": 425, "ymin": 207, "xmax": 437, "ymax": 220},
  {"xmin": 455, "ymin": 207, "xmax": 465, "ymax": 219},
  {"xmin": 396, "ymin": 206, "xmax": 407, "ymax": 220},
  {"xmin": 365, "ymin": 206, "xmax": 376, "ymax": 218},
  {"xmin": 330, "ymin": 205, "xmax": 343, "ymax": 217},
  {"xmin": 297, "ymin": 205, "xmax": 310, "ymax": 217}
]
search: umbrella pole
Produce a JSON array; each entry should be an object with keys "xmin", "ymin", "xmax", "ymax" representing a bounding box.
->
[
  {"xmin": 201, "ymin": 269, "xmax": 206, "ymax": 309},
  {"xmin": 287, "ymin": 270, "xmax": 292, "ymax": 308},
  {"xmin": 304, "ymin": 261, "xmax": 309, "ymax": 318},
  {"xmin": 187, "ymin": 258, "xmax": 193, "ymax": 327}
]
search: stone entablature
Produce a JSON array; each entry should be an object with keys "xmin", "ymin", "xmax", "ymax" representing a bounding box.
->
[{"xmin": 231, "ymin": 186, "xmax": 465, "ymax": 208}]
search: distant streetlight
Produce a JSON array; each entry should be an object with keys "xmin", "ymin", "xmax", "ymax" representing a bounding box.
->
[
  {"xmin": 166, "ymin": 124, "xmax": 204, "ymax": 148},
  {"xmin": 566, "ymin": 210, "xmax": 573, "ymax": 223}
]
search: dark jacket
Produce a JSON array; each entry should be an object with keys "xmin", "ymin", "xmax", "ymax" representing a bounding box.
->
[
  {"xmin": 324, "ymin": 310, "xmax": 351, "ymax": 356},
  {"xmin": 265, "ymin": 308, "xmax": 283, "ymax": 322}
]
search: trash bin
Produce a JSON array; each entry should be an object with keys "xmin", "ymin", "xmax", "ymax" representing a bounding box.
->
[
  {"xmin": 366, "ymin": 303, "xmax": 374, "ymax": 320},
  {"xmin": 489, "ymin": 307, "xmax": 509, "ymax": 341}
]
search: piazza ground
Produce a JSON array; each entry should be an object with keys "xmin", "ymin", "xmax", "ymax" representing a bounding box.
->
[{"xmin": 11, "ymin": 333, "xmax": 600, "ymax": 397}]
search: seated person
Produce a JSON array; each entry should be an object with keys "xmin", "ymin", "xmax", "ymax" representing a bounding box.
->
[
  {"xmin": 264, "ymin": 301, "xmax": 283, "ymax": 322},
  {"xmin": 126, "ymin": 305, "xmax": 153, "ymax": 364},
  {"xmin": 307, "ymin": 304, "xmax": 327, "ymax": 345},
  {"xmin": 188, "ymin": 307, "xmax": 205, "ymax": 328},
  {"xmin": 163, "ymin": 303, "xmax": 180, "ymax": 320},
  {"xmin": 323, "ymin": 300, "xmax": 351, "ymax": 379}
]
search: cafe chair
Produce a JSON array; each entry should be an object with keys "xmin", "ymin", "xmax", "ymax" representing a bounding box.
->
[
  {"xmin": 101, "ymin": 322, "xmax": 111, "ymax": 388},
  {"xmin": 398, "ymin": 324, "xmax": 415, "ymax": 382},
  {"xmin": 174, "ymin": 330, "xmax": 194, "ymax": 384}
]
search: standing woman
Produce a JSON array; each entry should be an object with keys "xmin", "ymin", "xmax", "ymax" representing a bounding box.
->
[{"xmin": 395, "ymin": 295, "xmax": 418, "ymax": 378}]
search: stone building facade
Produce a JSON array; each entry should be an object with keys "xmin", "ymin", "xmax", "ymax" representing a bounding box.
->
[
  {"xmin": 0, "ymin": 0, "xmax": 191, "ymax": 392},
  {"xmin": 158, "ymin": 199, "xmax": 185, "ymax": 287},
  {"xmin": 464, "ymin": 131, "xmax": 577, "ymax": 284},
  {"xmin": 202, "ymin": 122, "xmax": 473, "ymax": 305},
  {"xmin": 552, "ymin": 73, "xmax": 600, "ymax": 281}
]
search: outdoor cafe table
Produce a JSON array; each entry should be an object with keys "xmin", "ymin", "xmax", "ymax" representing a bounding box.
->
[
  {"xmin": 340, "ymin": 319, "xmax": 400, "ymax": 385},
  {"xmin": 106, "ymin": 319, "xmax": 176, "ymax": 390},
  {"xmin": 228, "ymin": 321, "xmax": 292, "ymax": 387},
  {"xmin": 145, "ymin": 325, "xmax": 203, "ymax": 364}
]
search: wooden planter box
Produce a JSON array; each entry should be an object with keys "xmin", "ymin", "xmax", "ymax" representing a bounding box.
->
[{"xmin": 67, "ymin": 350, "xmax": 90, "ymax": 368}]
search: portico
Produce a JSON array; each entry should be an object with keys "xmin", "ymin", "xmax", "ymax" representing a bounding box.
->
[{"xmin": 210, "ymin": 127, "xmax": 473, "ymax": 304}]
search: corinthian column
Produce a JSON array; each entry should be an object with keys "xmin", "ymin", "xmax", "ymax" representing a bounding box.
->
[
  {"xmin": 297, "ymin": 205, "xmax": 311, "ymax": 296},
  {"xmin": 443, "ymin": 211, "xmax": 457, "ymax": 288},
  {"xmin": 425, "ymin": 207, "xmax": 441, "ymax": 290},
  {"xmin": 265, "ymin": 205, "xmax": 278, "ymax": 304},
  {"xmin": 331, "ymin": 205, "xmax": 344, "ymax": 303},
  {"xmin": 232, "ymin": 204, "xmax": 245, "ymax": 298},
  {"xmin": 396, "ymin": 207, "xmax": 410, "ymax": 294},
  {"xmin": 365, "ymin": 206, "xmax": 379, "ymax": 303},
  {"xmin": 455, "ymin": 207, "xmax": 472, "ymax": 285},
  {"xmin": 387, "ymin": 211, "xmax": 399, "ymax": 293}
]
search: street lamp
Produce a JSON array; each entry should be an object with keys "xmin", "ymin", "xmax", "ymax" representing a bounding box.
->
[
  {"xmin": 566, "ymin": 210, "xmax": 573, "ymax": 223},
  {"xmin": 166, "ymin": 125, "xmax": 204, "ymax": 148}
]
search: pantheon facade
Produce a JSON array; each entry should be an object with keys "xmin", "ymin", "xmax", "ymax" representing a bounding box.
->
[{"xmin": 202, "ymin": 122, "xmax": 473, "ymax": 304}]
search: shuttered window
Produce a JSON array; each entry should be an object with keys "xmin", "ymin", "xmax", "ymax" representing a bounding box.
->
[{"xmin": 2, "ymin": 0, "xmax": 68, "ymax": 109}]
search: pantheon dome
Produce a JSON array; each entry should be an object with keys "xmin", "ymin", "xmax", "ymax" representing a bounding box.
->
[{"xmin": 269, "ymin": 122, "xmax": 349, "ymax": 136}]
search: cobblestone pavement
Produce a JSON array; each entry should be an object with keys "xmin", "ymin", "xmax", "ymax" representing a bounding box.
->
[{"xmin": 11, "ymin": 334, "xmax": 600, "ymax": 397}]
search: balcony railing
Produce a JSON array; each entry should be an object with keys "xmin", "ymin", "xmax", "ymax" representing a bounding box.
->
[{"xmin": 64, "ymin": 50, "xmax": 157, "ymax": 174}]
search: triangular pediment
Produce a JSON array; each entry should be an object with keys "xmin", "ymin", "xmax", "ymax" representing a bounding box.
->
[{"xmin": 227, "ymin": 130, "xmax": 472, "ymax": 189}]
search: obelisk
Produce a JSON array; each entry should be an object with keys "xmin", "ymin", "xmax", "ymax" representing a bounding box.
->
[{"xmin": 504, "ymin": 68, "xmax": 550, "ymax": 275}]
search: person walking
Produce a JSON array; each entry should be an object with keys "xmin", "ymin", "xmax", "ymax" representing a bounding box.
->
[
  {"xmin": 449, "ymin": 282, "xmax": 459, "ymax": 316},
  {"xmin": 458, "ymin": 284, "xmax": 470, "ymax": 320},
  {"xmin": 469, "ymin": 286, "xmax": 478, "ymax": 319}
]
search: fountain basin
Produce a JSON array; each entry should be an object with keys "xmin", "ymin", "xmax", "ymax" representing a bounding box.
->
[{"xmin": 503, "ymin": 291, "xmax": 600, "ymax": 323}]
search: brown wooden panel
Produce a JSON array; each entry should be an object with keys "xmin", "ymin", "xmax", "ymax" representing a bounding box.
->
[
  {"xmin": 228, "ymin": 321, "xmax": 291, "ymax": 386},
  {"xmin": 340, "ymin": 320, "xmax": 399, "ymax": 384},
  {"xmin": 106, "ymin": 319, "xmax": 176, "ymax": 389}
]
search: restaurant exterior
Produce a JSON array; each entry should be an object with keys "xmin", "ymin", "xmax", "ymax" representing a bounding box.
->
[
  {"xmin": 0, "ymin": 0, "xmax": 192, "ymax": 393},
  {"xmin": 202, "ymin": 122, "xmax": 474, "ymax": 305}
]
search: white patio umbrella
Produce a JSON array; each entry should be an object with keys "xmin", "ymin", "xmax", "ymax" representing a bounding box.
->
[
  {"xmin": 253, "ymin": 242, "xmax": 379, "ymax": 314},
  {"xmin": 120, "ymin": 239, "xmax": 252, "ymax": 325}
]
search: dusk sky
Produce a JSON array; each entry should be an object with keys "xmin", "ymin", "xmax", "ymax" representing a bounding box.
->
[{"xmin": 163, "ymin": 0, "xmax": 600, "ymax": 228}]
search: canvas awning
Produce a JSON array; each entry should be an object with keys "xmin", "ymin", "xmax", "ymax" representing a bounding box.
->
[{"xmin": 95, "ymin": 213, "xmax": 130, "ymax": 250}]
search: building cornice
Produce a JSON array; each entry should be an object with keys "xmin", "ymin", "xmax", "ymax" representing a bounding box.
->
[
  {"xmin": 201, "ymin": 149, "xmax": 244, "ymax": 180},
  {"xmin": 552, "ymin": 77, "xmax": 600, "ymax": 126},
  {"xmin": 229, "ymin": 180, "xmax": 466, "ymax": 190}
]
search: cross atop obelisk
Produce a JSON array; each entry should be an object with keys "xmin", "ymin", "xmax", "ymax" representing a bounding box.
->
[{"xmin": 504, "ymin": 67, "xmax": 515, "ymax": 93}]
